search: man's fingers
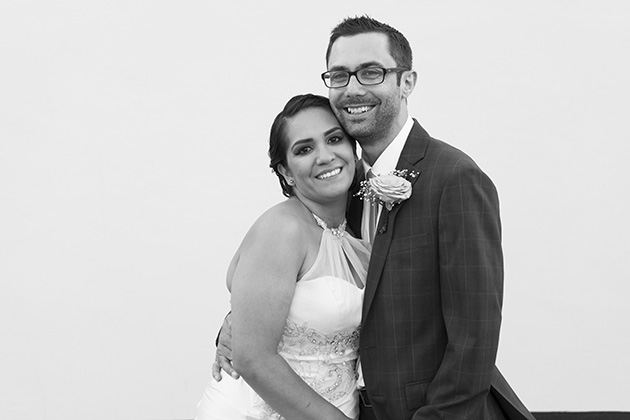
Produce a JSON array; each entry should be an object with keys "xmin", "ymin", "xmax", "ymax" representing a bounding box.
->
[
  {"xmin": 211, "ymin": 361, "xmax": 223, "ymax": 382},
  {"xmin": 217, "ymin": 355, "xmax": 240, "ymax": 379}
]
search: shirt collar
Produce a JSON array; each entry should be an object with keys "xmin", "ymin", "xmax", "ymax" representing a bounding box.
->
[{"xmin": 361, "ymin": 115, "xmax": 413, "ymax": 176}]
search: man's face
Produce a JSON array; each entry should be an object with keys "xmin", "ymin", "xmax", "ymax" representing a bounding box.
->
[{"xmin": 327, "ymin": 32, "xmax": 406, "ymax": 147}]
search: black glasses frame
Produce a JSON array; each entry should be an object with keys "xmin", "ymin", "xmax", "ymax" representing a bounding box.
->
[{"xmin": 321, "ymin": 67, "xmax": 409, "ymax": 89}]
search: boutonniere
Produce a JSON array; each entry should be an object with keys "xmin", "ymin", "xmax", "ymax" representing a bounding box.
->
[{"xmin": 355, "ymin": 169, "xmax": 419, "ymax": 210}]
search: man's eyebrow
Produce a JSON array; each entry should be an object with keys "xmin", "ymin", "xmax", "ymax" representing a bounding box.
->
[{"xmin": 328, "ymin": 61, "xmax": 385, "ymax": 71}]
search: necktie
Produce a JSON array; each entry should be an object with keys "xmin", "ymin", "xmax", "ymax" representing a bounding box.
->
[{"xmin": 365, "ymin": 169, "xmax": 381, "ymax": 243}]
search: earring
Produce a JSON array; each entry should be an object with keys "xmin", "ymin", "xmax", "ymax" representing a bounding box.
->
[{"xmin": 287, "ymin": 179, "xmax": 294, "ymax": 185}]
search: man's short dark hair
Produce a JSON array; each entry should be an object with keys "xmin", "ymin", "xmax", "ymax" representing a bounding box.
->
[{"xmin": 325, "ymin": 15, "xmax": 413, "ymax": 70}]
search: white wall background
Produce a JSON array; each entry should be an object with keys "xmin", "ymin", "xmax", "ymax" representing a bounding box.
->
[{"xmin": 1, "ymin": 1, "xmax": 629, "ymax": 419}]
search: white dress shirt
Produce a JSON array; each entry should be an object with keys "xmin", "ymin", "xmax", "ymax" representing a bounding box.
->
[{"xmin": 360, "ymin": 116, "xmax": 414, "ymax": 244}]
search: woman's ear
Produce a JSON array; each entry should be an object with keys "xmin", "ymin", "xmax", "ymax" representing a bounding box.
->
[{"xmin": 278, "ymin": 164, "xmax": 293, "ymax": 185}]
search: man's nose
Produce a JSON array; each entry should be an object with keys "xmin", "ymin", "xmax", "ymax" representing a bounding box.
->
[{"xmin": 344, "ymin": 74, "xmax": 366, "ymax": 95}]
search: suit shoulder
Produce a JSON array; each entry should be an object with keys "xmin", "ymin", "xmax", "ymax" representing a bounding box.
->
[
  {"xmin": 425, "ymin": 136, "xmax": 480, "ymax": 170},
  {"xmin": 406, "ymin": 120, "xmax": 492, "ymax": 178}
]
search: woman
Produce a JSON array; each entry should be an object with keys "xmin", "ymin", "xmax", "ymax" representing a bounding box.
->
[{"xmin": 195, "ymin": 94, "xmax": 370, "ymax": 420}]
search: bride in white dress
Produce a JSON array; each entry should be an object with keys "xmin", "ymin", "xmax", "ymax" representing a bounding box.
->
[{"xmin": 195, "ymin": 94, "xmax": 370, "ymax": 420}]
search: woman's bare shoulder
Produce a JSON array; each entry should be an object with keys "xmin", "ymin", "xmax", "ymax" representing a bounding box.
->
[
  {"xmin": 226, "ymin": 200, "xmax": 310, "ymax": 290},
  {"xmin": 226, "ymin": 200, "xmax": 314, "ymax": 290},
  {"xmin": 251, "ymin": 200, "xmax": 305, "ymax": 236},
  {"xmin": 238, "ymin": 200, "xmax": 308, "ymax": 252}
]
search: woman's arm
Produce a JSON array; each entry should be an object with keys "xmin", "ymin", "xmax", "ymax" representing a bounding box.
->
[{"xmin": 230, "ymin": 209, "xmax": 351, "ymax": 420}]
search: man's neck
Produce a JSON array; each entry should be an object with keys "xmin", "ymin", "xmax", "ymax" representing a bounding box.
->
[
  {"xmin": 361, "ymin": 143, "xmax": 388, "ymax": 167},
  {"xmin": 360, "ymin": 111, "xmax": 409, "ymax": 165}
]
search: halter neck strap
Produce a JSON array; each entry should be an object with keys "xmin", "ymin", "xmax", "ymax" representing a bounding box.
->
[{"xmin": 311, "ymin": 213, "xmax": 347, "ymax": 239}]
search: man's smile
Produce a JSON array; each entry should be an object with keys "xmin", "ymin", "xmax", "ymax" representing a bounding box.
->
[{"xmin": 345, "ymin": 105, "xmax": 375, "ymax": 115}]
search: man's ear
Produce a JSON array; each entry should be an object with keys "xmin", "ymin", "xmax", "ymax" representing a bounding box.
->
[{"xmin": 401, "ymin": 69, "xmax": 417, "ymax": 99}]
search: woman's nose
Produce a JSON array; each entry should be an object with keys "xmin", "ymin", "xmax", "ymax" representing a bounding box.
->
[{"xmin": 316, "ymin": 145, "xmax": 335, "ymax": 164}]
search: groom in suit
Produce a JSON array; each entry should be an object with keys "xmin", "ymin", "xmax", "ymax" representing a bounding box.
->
[
  {"xmin": 323, "ymin": 16, "xmax": 534, "ymax": 420},
  {"xmin": 215, "ymin": 15, "xmax": 535, "ymax": 420}
]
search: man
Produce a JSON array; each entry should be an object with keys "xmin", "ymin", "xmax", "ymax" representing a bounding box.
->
[{"xmin": 216, "ymin": 16, "xmax": 535, "ymax": 420}]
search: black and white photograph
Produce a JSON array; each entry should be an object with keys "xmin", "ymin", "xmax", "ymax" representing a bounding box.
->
[{"xmin": 1, "ymin": 1, "xmax": 629, "ymax": 419}]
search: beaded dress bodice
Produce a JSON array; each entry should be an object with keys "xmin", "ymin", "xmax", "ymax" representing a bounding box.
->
[{"xmin": 254, "ymin": 214, "xmax": 371, "ymax": 419}]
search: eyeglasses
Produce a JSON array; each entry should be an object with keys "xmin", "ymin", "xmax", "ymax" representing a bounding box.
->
[{"xmin": 321, "ymin": 67, "xmax": 409, "ymax": 88}]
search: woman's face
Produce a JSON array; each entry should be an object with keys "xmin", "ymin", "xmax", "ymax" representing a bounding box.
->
[{"xmin": 280, "ymin": 107, "xmax": 355, "ymax": 205}]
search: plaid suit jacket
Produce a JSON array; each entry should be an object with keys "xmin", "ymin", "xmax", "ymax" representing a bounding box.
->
[{"xmin": 348, "ymin": 120, "xmax": 534, "ymax": 420}]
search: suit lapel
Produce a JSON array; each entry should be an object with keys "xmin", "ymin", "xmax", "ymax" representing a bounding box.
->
[{"xmin": 362, "ymin": 120, "xmax": 431, "ymax": 319}]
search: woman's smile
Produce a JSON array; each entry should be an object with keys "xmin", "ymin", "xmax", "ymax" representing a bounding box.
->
[{"xmin": 316, "ymin": 167, "xmax": 342, "ymax": 180}]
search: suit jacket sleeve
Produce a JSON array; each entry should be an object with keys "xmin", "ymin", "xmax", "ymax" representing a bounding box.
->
[{"xmin": 414, "ymin": 162, "xmax": 504, "ymax": 419}]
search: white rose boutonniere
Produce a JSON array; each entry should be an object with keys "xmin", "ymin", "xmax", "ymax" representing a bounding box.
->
[{"xmin": 356, "ymin": 169, "xmax": 419, "ymax": 210}]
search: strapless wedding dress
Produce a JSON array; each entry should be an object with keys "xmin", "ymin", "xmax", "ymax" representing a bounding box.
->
[{"xmin": 195, "ymin": 214, "xmax": 370, "ymax": 420}]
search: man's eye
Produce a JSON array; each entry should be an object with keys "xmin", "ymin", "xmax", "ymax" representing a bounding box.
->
[
  {"xmin": 330, "ymin": 72, "xmax": 348, "ymax": 82},
  {"xmin": 360, "ymin": 68, "xmax": 383, "ymax": 79}
]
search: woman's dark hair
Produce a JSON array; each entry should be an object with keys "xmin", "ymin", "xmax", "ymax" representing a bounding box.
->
[{"xmin": 269, "ymin": 94, "xmax": 355, "ymax": 197}]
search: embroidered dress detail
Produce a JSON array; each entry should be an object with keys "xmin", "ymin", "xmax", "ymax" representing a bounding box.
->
[
  {"xmin": 280, "ymin": 318, "xmax": 360, "ymax": 399},
  {"xmin": 253, "ymin": 318, "xmax": 361, "ymax": 419}
]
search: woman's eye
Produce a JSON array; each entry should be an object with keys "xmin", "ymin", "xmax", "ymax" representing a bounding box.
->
[
  {"xmin": 328, "ymin": 135, "xmax": 343, "ymax": 144},
  {"xmin": 296, "ymin": 146, "xmax": 312, "ymax": 155}
]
